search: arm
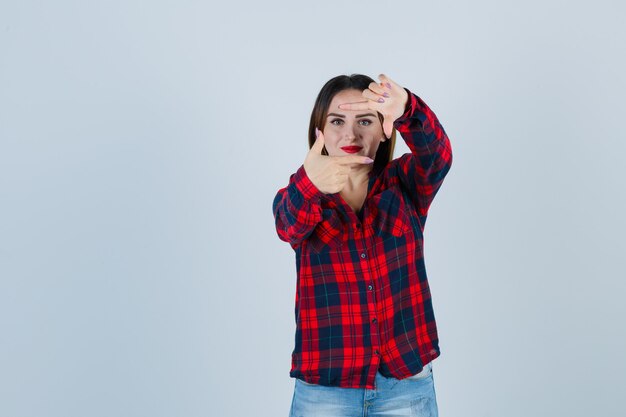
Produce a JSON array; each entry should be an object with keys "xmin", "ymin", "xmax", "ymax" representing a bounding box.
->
[
  {"xmin": 394, "ymin": 90, "xmax": 453, "ymax": 217},
  {"xmin": 272, "ymin": 165, "xmax": 324, "ymax": 248},
  {"xmin": 273, "ymin": 129, "xmax": 374, "ymax": 248},
  {"xmin": 336, "ymin": 74, "xmax": 452, "ymax": 217}
]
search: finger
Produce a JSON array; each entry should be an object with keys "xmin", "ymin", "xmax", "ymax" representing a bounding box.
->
[
  {"xmin": 331, "ymin": 182, "xmax": 347, "ymax": 194},
  {"xmin": 333, "ymin": 155, "xmax": 375, "ymax": 165},
  {"xmin": 335, "ymin": 172, "xmax": 349, "ymax": 182},
  {"xmin": 383, "ymin": 118, "xmax": 394, "ymax": 139},
  {"xmin": 337, "ymin": 165, "xmax": 351, "ymax": 175},
  {"xmin": 362, "ymin": 89, "xmax": 387, "ymax": 104},
  {"xmin": 310, "ymin": 128, "xmax": 325, "ymax": 154},
  {"xmin": 378, "ymin": 73, "xmax": 399, "ymax": 91},
  {"xmin": 337, "ymin": 100, "xmax": 370, "ymax": 111},
  {"xmin": 368, "ymin": 81, "xmax": 387, "ymax": 97}
]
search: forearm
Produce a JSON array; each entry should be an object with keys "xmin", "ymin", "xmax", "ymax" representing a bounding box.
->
[
  {"xmin": 273, "ymin": 165, "xmax": 324, "ymax": 248},
  {"xmin": 394, "ymin": 89, "xmax": 453, "ymax": 183},
  {"xmin": 393, "ymin": 89, "xmax": 453, "ymax": 215}
]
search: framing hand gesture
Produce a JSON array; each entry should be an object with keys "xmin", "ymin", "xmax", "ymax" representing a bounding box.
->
[
  {"xmin": 303, "ymin": 129, "xmax": 374, "ymax": 194},
  {"xmin": 338, "ymin": 74, "xmax": 408, "ymax": 139}
]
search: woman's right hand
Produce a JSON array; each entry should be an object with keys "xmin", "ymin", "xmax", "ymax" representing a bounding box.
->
[{"xmin": 303, "ymin": 129, "xmax": 374, "ymax": 194}]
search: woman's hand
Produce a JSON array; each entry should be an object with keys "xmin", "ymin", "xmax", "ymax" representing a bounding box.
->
[
  {"xmin": 304, "ymin": 129, "xmax": 374, "ymax": 194},
  {"xmin": 338, "ymin": 74, "xmax": 408, "ymax": 139}
]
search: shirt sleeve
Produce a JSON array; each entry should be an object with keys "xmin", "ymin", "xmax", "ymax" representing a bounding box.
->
[
  {"xmin": 272, "ymin": 165, "xmax": 325, "ymax": 248},
  {"xmin": 393, "ymin": 89, "xmax": 453, "ymax": 217}
]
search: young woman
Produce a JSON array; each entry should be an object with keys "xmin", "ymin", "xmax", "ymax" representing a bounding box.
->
[{"xmin": 273, "ymin": 73, "xmax": 452, "ymax": 416}]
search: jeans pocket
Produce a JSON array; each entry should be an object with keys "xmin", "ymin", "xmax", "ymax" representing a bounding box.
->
[{"xmin": 411, "ymin": 396, "xmax": 437, "ymax": 417}]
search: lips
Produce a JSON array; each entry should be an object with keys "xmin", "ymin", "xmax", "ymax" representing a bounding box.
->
[{"xmin": 341, "ymin": 146, "xmax": 363, "ymax": 154}]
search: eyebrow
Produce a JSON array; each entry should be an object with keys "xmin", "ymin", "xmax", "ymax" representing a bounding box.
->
[{"xmin": 327, "ymin": 112, "xmax": 377, "ymax": 118}]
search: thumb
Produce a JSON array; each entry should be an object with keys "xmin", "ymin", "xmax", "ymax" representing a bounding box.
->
[
  {"xmin": 382, "ymin": 118, "xmax": 393, "ymax": 140},
  {"xmin": 310, "ymin": 127, "xmax": 325, "ymax": 154}
]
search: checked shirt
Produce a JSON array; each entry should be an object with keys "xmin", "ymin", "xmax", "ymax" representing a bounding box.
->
[{"xmin": 272, "ymin": 90, "xmax": 452, "ymax": 389}]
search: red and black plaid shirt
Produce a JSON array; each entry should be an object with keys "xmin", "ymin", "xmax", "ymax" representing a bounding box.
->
[{"xmin": 273, "ymin": 90, "xmax": 452, "ymax": 389}]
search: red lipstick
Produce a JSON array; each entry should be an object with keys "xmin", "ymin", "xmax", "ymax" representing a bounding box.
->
[{"xmin": 341, "ymin": 146, "xmax": 363, "ymax": 154}]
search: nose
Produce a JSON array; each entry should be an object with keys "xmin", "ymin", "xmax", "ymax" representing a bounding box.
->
[{"xmin": 343, "ymin": 123, "xmax": 357, "ymax": 140}]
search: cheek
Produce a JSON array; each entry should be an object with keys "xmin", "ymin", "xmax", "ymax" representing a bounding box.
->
[
  {"xmin": 365, "ymin": 130, "xmax": 384, "ymax": 146},
  {"xmin": 320, "ymin": 131, "xmax": 342, "ymax": 153},
  {"xmin": 361, "ymin": 125, "xmax": 384, "ymax": 142}
]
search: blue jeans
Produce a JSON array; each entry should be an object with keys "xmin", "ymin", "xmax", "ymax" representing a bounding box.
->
[{"xmin": 289, "ymin": 362, "xmax": 438, "ymax": 417}]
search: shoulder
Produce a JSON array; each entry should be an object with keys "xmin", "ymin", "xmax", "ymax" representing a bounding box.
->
[{"xmin": 377, "ymin": 153, "xmax": 414, "ymax": 182}]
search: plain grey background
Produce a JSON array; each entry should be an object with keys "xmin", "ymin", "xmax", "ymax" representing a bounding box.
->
[{"xmin": 1, "ymin": 1, "xmax": 625, "ymax": 416}]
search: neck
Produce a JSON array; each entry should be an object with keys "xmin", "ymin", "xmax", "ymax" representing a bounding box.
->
[{"xmin": 344, "ymin": 165, "xmax": 372, "ymax": 191}]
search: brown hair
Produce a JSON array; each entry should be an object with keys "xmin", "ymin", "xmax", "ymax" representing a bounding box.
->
[{"xmin": 308, "ymin": 74, "xmax": 396, "ymax": 174}]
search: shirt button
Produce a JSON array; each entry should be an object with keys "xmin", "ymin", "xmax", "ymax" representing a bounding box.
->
[
  {"xmin": 360, "ymin": 253, "xmax": 366, "ymax": 259},
  {"xmin": 374, "ymin": 349, "xmax": 380, "ymax": 355},
  {"xmin": 367, "ymin": 285, "xmax": 373, "ymax": 291},
  {"xmin": 372, "ymin": 318, "xmax": 377, "ymax": 324}
]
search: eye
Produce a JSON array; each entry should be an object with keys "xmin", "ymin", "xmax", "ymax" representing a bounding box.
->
[
  {"xmin": 358, "ymin": 119, "xmax": 373, "ymax": 126},
  {"xmin": 330, "ymin": 119, "xmax": 344, "ymax": 126}
]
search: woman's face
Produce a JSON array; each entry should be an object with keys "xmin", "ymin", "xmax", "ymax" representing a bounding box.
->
[{"xmin": 322, "ymin": 89, "xmax": 385, "ymax": 159}]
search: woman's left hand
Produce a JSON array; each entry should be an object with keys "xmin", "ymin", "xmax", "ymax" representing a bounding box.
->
[{"xmin": 338, "ymin": 73, "xmax": 408, "ymax": 139}]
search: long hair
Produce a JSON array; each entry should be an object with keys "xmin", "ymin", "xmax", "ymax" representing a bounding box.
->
[{"xmin": 308, "ymin": 74, "xmax": 396, "ymax": 174}]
